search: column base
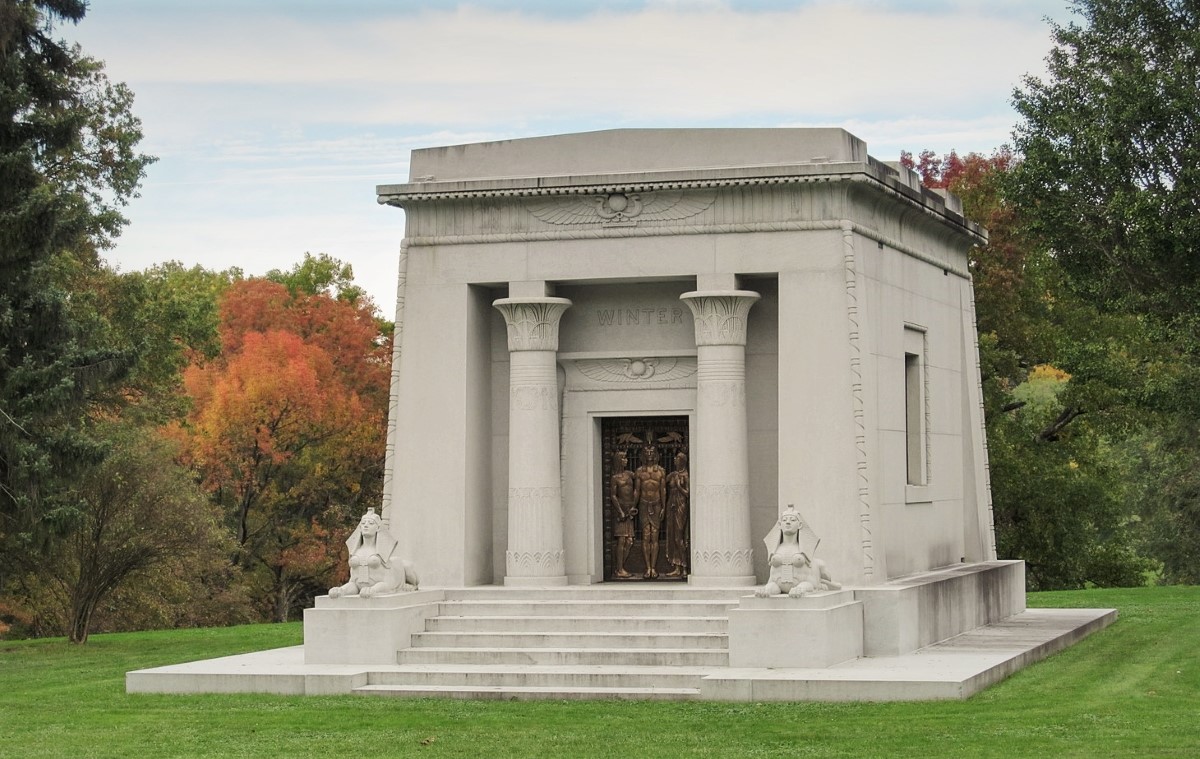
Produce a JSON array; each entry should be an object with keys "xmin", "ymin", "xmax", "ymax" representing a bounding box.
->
[
  {"xmin": 687, "ymin": 574, "xmax": 757, "ymax": 587},
  {"xmin": 504, "ymin": 575, "xmax": 569, "ymax": 587}
]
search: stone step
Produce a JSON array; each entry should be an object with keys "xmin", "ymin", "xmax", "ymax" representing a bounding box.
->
[
  {"xmin": 383, "ymin": 588, "xmax": 736, "ymax": 701},
  {"xmin": 353, "ymin": 683, "xmax": 702, "ymax": 701},
  {"xmin": 436, "ymin": 600, "xmax": 739, "ymax": 617},
  {"xmin": 367, "ymin": 665, "xmax": 705, "ymax": 690},
  {"xmin": 446, "ymin": 586, "xmax": 750, "ymax": 602},
  {"xmin": 397, "ymin": 646, "xmax": 729, "ymax": 667},
  {"xmin": 425, "ymin": 615, "xmax": 728, "ymax": 634},
  {"xmin": 410, "ymin": 630, "xmax": 728, "ymax": 649}
]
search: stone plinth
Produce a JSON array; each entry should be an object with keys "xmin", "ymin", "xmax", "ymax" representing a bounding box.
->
[
  {"xmin": 728, "ymin": 591, "xmax": 864, "ymax": 668},
  {"xmin": 303, "ymin": 589, "xmax": 445, "ymax": 665}
]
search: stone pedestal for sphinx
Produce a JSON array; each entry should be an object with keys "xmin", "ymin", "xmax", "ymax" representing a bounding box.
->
[{"xmin": 728, "ymin": 592, "xmax": 864, "ymax": 668}]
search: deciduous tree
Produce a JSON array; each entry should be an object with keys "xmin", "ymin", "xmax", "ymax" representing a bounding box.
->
[
  {"xmin": 177, "ymin": 276, "xmax": 390, "ymax": 621},
  {"xmin": 1010, "ymin": 0, "xmax": 1200, "ymax": 584},
  {"xmin": 26, "ymin": 420, "xmax": 229, "ymax": 643},
  {"xmin": 266, "ymin": 251, "xmax": 366, "ymax": 304},
  {"xmin": 1011, "ymin": 0, "xmax": 1200, "ymax": 329}
]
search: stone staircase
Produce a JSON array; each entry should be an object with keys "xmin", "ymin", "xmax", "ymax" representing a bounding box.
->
[
  {"xmin": 352, "ymin": 586, "xmax": 746, "ymax": 700},
  {"xmin": 128, "ymin": 562, "xmax": 1119, "ymax": 701}
]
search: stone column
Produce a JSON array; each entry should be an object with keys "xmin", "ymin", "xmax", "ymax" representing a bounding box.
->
[
  {"xmin": 493, "ymin": 296, "xmax": 572, "ymax": 586},
  {"xmin": 680, "ymin": 289, "xmax": 760, "ymax": 586}
]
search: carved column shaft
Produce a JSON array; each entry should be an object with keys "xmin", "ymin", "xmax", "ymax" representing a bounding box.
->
[
  {"xmin": 681, "ymin": 290, "xmax": 760, "ymax": 586},
  {"xmin": 493, "ymin": 297, "xmax": 571, "ymax": 586}
]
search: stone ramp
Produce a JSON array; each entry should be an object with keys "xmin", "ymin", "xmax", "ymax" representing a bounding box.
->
[{"xmin": 127, "ymin": 585, "xmax": 1116, "ymax": 701}]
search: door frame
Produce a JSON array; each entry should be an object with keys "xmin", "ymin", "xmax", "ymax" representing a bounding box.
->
[
  {"xmin": 598, "ymin": 415, "xmax": 690, "ymax": 582},
  {"xmin": 557, "ymin": 355, "xmax": 698, "ymax": 584}
]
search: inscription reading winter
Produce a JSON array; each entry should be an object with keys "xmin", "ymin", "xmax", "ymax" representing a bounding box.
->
[{"xmin": 596, "ymin": 307, "xmax": 685, "ymax": 327}]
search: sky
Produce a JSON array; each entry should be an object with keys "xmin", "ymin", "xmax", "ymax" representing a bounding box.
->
[{"xmin": 62, "ymin": 0, "xmax": 1076, "ymax": 314}]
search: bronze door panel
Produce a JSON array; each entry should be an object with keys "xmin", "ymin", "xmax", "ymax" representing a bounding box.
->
[{"xmin": 601, "ymin": 416, "xmax": 689, "ymax": 581}]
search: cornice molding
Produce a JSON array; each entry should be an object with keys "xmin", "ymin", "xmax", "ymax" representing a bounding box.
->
[
  {"xmin": 404, "ymin": 220, "xmax": 973, "ymax": 280},
  {"xmin": 380, "ymin": 168, "xmax": 986, "ymax": 249},
  {"xmin": 379, "ymin": 172, "xmax": 850, "ymax": 205}
]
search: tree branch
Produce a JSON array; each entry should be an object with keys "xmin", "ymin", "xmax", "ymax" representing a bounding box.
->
[{"xmin": 1039, "ymin": 406, "xmax": 1085, "ymax": 442}]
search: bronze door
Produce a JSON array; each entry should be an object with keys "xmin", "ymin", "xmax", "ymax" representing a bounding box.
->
[{"xmin": 601, "ymin": 416, "xmax": 689, "ymax": 581}]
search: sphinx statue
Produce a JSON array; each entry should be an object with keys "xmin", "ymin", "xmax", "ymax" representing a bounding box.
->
[
  {"xmin": 329, "ymin": 508, "xmax": 419, "ymax": 598},
  {"xmin": 755, "ymin": 504, "xmax": 840, "ymax": 598}
]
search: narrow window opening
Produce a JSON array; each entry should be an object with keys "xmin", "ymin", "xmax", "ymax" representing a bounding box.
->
[{"xmin": 904, "ymin": 327, "xmax": 927, "ymax": 487}]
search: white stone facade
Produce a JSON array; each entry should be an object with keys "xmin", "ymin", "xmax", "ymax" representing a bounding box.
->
[{"xmin": 377, "ymin": 128, "xmax": 995, "ymax": 589}]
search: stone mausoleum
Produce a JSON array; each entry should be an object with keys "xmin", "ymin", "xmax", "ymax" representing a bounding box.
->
[
  {"xmin": 378, "ymin": 128, "xmax": 994, "ymax": 588},
  {"xmin": 128, "ymin": 129, "xmax": 1115, "ymax": 700}
]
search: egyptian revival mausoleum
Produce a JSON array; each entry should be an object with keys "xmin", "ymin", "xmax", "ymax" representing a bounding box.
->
[
  {"xmin": 128, "ymin": 129, "xmax": 1116, "ymax": 701},
  {"xmin": 379, "ymin": 127, "xmax": 994, "ymax": 590}
]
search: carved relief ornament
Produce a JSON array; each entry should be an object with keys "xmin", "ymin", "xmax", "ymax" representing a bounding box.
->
[
  {"xmin": 680, "ymin": 290, "xmax": 761, "ymax": 347},
  {"xmin": 694, "ymin": 548, "xmax": 754, "ymax": 574},
  {"xmin": 493, "ymin": 297, "xmax": 572, "ymax": 352},
  {"xmin": 525, "ymin": 190, "xmax": 716, "ymax": 227},
  {"xmin": 574, "ymin": 357, "xmax": 697, "ymax": 384}
]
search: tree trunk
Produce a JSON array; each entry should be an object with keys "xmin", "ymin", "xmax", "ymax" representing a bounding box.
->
[
  {"xmin": 276, "ymin": 582, "xmax": 289, "ymax": 623},
  {"xmin": 68, "ymin": 596, "xmax": 97, "ymax": 644}
]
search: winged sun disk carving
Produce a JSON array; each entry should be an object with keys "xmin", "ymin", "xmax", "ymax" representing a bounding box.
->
[
  {"xmin": 575, "ymin": 357, "xmax": 697, "ymax": 383},
  {"xmin": 526, "ymin": 191, "xmax": 716, "ymax": 226}
]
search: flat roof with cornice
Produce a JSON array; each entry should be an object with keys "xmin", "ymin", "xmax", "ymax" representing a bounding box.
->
[{"xmin": 377, "ymin": 128, "xmax": 985, "ymax": 242}]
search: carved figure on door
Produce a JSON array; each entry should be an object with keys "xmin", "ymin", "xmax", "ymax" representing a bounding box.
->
[
  {"xmin": 634, "ymin": 445, "xmax": 667, "ymax": 578},
  {"xmin": 663, "ymin": 452, "xmax": 690, "ymax": 577},
  {"xmin": 610, "ymin": 450, "xmax": 638, "ymax": 579}
]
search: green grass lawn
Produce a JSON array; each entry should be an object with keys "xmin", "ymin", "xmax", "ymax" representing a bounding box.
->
[{"xmin": 0, "ymin": 586, "xmax": 1197, "ymax": 758}]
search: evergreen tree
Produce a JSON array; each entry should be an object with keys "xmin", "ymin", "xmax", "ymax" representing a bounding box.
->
[{"xmin": 0, "ymin": 1, "xmax": 154, "ymax": 575}]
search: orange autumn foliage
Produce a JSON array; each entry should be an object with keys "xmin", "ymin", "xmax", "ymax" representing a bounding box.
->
[
  {"xmin": 183, "ymin": 329, "xmax": 363, "ymax": 496},
  {"xmin": 218, "ymin": 279, "xmax": 390, "ymax": 402},
  {"xmin": 176, "ymin": 279, "xmax": 390, "ymax": 620}
]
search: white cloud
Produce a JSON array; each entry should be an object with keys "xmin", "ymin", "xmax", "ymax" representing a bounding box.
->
[
  {"xmin": 79, "ymin": 4, "xmax": 1053, "ymax": 126},
  {"xmin": 65, "ymin": 1, "xmax": 1062, "ymax": 311}
]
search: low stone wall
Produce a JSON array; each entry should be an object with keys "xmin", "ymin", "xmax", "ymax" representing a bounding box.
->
[
  {"xmin": 724, "ymin": 561, "xmax": 1024, "ymax": 667},
  {"xmin": 853, "ymin": 560, "xmax": 1025, "ymax": 657}
]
